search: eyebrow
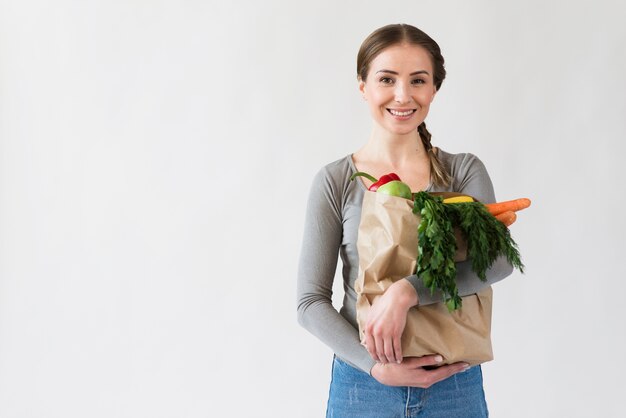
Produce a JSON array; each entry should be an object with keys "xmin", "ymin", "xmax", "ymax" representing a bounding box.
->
[{"xmin": 375, "ymin": 69, "xmax": 430, "ymax": 76}]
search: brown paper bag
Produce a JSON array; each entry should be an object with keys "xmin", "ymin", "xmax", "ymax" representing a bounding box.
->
[{"xmin": 354, "ymin": 191, "xmax": 493, "ymax": 366}]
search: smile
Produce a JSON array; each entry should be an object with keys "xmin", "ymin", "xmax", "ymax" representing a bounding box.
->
[{"xmin": 387, "ymin": 109, "xmax": 416, "ymax": 117}]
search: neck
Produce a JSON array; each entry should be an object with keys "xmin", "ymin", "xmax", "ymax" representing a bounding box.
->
[{"xmin": 360, "ymin": 123, "xmax": 427, "ymax": 168}]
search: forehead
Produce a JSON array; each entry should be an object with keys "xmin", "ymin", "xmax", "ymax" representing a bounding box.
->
[{"xmin": 369, "ymin": 44, "xmax": 433, "ymax": 73}]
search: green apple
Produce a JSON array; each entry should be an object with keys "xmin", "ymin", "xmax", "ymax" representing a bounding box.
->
[{"xmin": 376, "ymin": 180, "xmax": 413, "ymax": 200}]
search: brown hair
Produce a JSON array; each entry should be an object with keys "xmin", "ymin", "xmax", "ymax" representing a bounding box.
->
[{"xmin": 357, "ymin": 24, "xmax": 451, "ymax": 187}]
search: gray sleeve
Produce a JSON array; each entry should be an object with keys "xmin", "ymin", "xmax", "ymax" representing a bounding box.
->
[
  {"xmin": 405, "ymin": 154, "xmax": 515, "ymax": 305},
  {"xmin": 296, "ymin": 168, "xmax": 377, "ymax": 374}
]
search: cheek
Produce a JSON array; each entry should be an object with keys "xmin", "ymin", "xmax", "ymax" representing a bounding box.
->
[
  {"xmin": 365, "ymin": 84, "xmax": 392, "ymax": 101},
  {"xmin": 368, "ymin": 89, "xmax": 386, "ymax": 103},
  {"xmin": 369, "ymin": 101, "xmax": 385, "ymax": 116},
  {"xmin": 416, "ymin": 91, "xmax": 435, "ymax": 106},
  {"xmin": 366, "ymin": 92, "xmax": 389, "ymax": 113}
]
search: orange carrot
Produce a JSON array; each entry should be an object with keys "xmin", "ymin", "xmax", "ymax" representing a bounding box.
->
[
  {"xmin": 485, "ymin": 198, "xmax": 531, "ymax": 216},
  {"xmin": 495, "ymin": 211, "xmax": 517, "ymax": 227}
]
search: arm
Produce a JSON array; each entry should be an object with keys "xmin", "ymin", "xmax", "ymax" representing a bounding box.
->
[
  {"xmin": 296, "ymin": 170, "xmax": 471, "ymax": 384},
  {"xmin": 296, "ymin": 168, "xmax": 377, "ymax": 374},
  {"xmin": 296, "ymin": 172, "xmax": 470, "ymax": 385}
]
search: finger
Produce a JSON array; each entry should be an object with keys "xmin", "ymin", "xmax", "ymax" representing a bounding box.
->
[
  {"xmin": 393, "ymin": 335, "xmax": 403, "ymax": 363},
  {"xmin": 364, "ymin": 331, "xmax": 380, "ymax": 362},
  {"xmin": 405, "ymin": 355, "xmax": 444, "ymax": 368},
  {"xmin": 374, "ymin": 333, "xmax": 388, "ymax": 364},
  {"xmin": 383, "ymin": 337, "xmax": 396, "ymax": 364},
  {"xmin": 427, "ymin": 362, "xmax": 470, "ymax": 384}
]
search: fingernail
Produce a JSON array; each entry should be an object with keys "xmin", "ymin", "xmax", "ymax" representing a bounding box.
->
[
  {"xmin": 435, "ymin": 355, "xmax": 443, "ymax": 363},
  {"xmin": 397, "ymin": 359, "xmax": 401, "ymax": 364},
  {"xmin": 462, "ymin": 363, "xmax": 470, "ymax": 370}
]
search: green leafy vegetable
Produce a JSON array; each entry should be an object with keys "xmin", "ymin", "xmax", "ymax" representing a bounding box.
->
[
  {"xmin": 413, "ymin": 192, "xmax": 524, "ymax": 311},
  {"xmin": 446, "ymin": 202, "xmax": 524, "ymax": 280},
  {"xmin": 413, "ymin": 192, "xmax": 462, "ymax": 311}
]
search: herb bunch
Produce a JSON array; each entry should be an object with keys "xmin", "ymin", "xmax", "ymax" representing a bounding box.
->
[
  {"xmin": 446, "ymin": 202, "xmax": 524, "ymax": 281},
  {"xmin": 413, "ymin": 192, "xmax": 463, "ymax": 311},
  {"xmin": 412, "ymin": 192, "xmax": 524, "ymax": 311}
]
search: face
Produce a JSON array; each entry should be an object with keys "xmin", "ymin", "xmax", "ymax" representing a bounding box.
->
[{"xmin": 359, "ymin": 43, "xmax": 437, "ymax": 136}]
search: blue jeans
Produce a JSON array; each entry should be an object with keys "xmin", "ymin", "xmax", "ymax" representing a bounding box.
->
[{"xmin": 326, "ymin": 356, "xmax": 489, "ymax": 418}]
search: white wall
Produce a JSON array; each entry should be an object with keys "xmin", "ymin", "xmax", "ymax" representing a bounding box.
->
[{"xmin": 1, "ymin": 1, "xmax": 624, "ymax": 417}]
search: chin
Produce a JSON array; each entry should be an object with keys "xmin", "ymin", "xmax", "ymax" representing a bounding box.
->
[{"xmin": 388, "ymin": 125, "xmax": 420, "ymax": 136}]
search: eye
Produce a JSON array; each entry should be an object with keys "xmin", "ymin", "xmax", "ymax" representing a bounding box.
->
[
  {"xmin": 379, "ymin": 77, "xmax": 394, "ymax": 84},
  {"xmin": 411, "ymin": 78, "xmax": 426, "ymax": 85}
]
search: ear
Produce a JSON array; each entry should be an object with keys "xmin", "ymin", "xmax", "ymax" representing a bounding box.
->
[{"xmin": 358, "ymin": 77, "xmax": 367, "ymax": 100}]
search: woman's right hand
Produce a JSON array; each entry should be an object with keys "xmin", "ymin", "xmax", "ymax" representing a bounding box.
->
[{"xmin": 370, "ymin": 355, "xmax": 469, "ymax": 388}]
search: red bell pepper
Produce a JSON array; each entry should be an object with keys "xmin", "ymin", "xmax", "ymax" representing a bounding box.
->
[{"xmin": 349, "ymin": 171, "xmax": 401, "ymax": 191}]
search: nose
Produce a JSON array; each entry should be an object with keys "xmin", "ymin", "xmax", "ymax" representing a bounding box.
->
[{"xmin": 394, "ymin": 81, "xmax": 411, "ymax": 104}]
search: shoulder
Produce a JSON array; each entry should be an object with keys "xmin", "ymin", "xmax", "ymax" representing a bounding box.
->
[
  {"xmin": 436, "ymin": 148, "xmax": 495, "ymax": 202},
  {"xmin": 315, "ymin": 155, "xmax": 353, "ymax": 183},
  {"xmin": 308, "ymin": 155, "xmax": 355, "ymax": 216},
  {"xmin": 437, "ymin": 149, "xmax": 488, "ymax": 178},
  {"xmin": 311, "ymin": 155, "xmax": 355, "ymax": 196}
]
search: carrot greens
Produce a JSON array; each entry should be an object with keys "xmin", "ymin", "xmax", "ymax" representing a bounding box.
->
[{"xmin": 413, "ymin": 192, "xmax": 524, "ymax": 311}]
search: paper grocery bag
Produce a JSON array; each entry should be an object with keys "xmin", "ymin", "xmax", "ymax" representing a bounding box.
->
[{"xmin": 354, "ymin": 191, "xmax": 493, "ymax": 366}]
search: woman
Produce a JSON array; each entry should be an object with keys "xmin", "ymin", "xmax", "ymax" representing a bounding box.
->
[{"xmin": 297, "ymin": 23, "xmax": 514, "ymax": 417}]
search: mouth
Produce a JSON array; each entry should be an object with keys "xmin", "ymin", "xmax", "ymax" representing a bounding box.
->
[{"xmin": 387, "ymin": 108, "xmax": 417, "ymax": 117}]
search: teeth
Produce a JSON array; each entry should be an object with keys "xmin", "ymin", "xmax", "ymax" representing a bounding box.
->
[{"xmin": 389, "ymin": 109, "xmax": 415, "ymax": 116}]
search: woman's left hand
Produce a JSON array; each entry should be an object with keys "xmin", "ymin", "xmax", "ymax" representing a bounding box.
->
[{"xmin": 363, "ymin": 279, "xmax": 418, "ymax": 364}]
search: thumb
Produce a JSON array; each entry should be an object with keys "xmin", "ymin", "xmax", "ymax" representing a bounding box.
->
[{"xmin": 404, "ymin": 355, "xmax": 444, "ymax": 368}]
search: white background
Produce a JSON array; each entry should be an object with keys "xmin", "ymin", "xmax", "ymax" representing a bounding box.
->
[{"xmin": 1, "ymin": 1, "xmax": 625, "ymax": 417}]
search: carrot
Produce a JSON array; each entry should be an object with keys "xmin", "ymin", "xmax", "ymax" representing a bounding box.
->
[
  {"xmin": 495, "ymin": 211, "xmax": 517, "ymax": 227},
  {"xmin": 485, "ymin": 198, "xmax": 531, "ymax": 216}
]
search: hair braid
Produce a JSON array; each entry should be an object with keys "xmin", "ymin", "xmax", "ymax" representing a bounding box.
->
[{"xmin": 418, "ymin": 122, "xmax": 450, "ymax": 187}]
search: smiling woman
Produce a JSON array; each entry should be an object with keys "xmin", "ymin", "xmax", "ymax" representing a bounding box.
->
[
  {"xmin": 354, "ymin": 25, "xmax": 451, "ymax": 191},
  {"xmin": 359, "ymin": 44, "xmax": 436, "ymax": 135},
  {"xmin": 297, "ymin": 23, "xmax": 514, "ymax": 417}
]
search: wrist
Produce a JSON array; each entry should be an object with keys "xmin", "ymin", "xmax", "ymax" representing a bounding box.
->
[{"xmin": 392, "ymin": 279, "xmax": 419, "ymax": 308}]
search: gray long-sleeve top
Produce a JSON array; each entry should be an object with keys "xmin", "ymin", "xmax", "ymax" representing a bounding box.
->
[{"xmin": 296, "ymin": 150, "xmax": 514, "ymax": 374}]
